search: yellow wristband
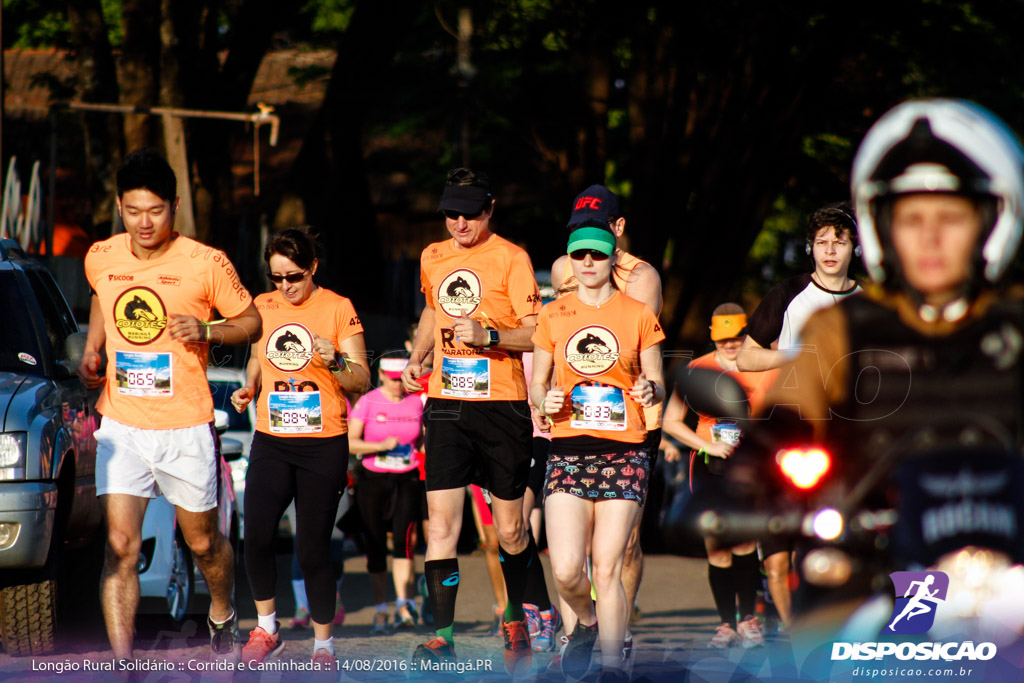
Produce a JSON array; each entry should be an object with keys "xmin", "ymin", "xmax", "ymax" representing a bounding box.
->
[{"xmin": 200, "ymin": 319, "xmax": 226, "ymax": 342}]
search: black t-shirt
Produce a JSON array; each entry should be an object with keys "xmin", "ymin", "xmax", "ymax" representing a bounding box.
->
[{"xmin": 747, "ymin": 273, "xmax": 859, "ymax": 350}]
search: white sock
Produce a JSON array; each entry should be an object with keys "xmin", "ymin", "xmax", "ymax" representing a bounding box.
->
[
  {"xmin": 210, "ymin": 608, "xmax": 235, "ymax": 626},
  {"xmin": 313, "ymin": 637, "xmax": 334, "ymax": 655},
  {"xmin": 292, "ymin": 580, "xmax": 309, "ymax": 612},
  {"xmin": 257, "ymin": 612, "xmax": 277, "ymax": 635},
  {"xmin": 375, "ymin": 603, "xmax": 388, "ymax": 612},
  {"xmin": 396, "ymin": 597, "xmax": 413, "ymax": 609}
]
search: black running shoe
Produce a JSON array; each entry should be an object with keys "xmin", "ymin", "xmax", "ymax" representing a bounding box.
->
[
  {"xmin": 208, "ymin": 609, "xmax": 240, "ymax": 661},
  {"xmin": 561, "ymin": 620, "xmax": 598, "ymax": 679}
]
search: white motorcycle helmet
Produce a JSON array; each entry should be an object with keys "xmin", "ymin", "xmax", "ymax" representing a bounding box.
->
[{"xmin": 851, "ymin": 99, "xmax": 1024, "ymax": 297}]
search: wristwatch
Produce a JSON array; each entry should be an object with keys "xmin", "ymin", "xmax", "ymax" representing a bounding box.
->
[
  {"xmin": 484, "ymin": 327, "xmax": 499, "ymax": 348},
  {"xmin": 327, "ymin": 352, "xmax": 342, "ymax": 373}
]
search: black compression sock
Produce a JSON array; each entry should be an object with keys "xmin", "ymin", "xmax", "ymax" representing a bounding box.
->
[
  {"xmin": 498, "ymin": 542, "xmax": 531, "ymax": 623},
  {"xmin": 708, "ymin": 564, "xmax": 737, "ymax": 628},
  {"xmin": 733, "ymin": 552, "xmax": 759, "ymax": 619},
  {"xmin": 521, "ymin": 537, "xmax": 552, "ymax": 612},
  {"xmin": 424, "ymin": 558, "xmax": 460, "ymax": 633}
]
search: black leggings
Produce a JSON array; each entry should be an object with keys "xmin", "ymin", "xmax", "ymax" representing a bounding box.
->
[
  {"xmin": 244, "ymin": 433, "xmax": 346, "ymax": 625},
  {"xmin": 355, "ymin": 466, "xmax": 423, "ymax": 574}
]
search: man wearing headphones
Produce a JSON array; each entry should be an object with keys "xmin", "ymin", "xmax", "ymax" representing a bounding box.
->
[
  {"xmin": 737, "ymin": 203, "xmax": 861, "ymax": 374},
  {"xmin": 735, "ymin": 202, "xmax": 860, "ymax": 629}
]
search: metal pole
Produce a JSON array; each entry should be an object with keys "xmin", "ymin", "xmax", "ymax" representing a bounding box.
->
[
  {"xmin": 161, "ymin": 112, "xmax": 195, "ymax": 238},
  {"xmin": 47, "ymin": 109, "xmax": 57, "ymax": 257},
  {"xmin": 1, "ymin": 4, "xmax": 5, "ymax": 196}
]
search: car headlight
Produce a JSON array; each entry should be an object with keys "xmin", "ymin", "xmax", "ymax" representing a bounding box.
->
[{"xmin": 0, "ymin": 433, "xmax": 27, "ymax": 478}]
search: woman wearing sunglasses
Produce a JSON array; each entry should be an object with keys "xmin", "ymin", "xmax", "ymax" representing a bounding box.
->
[
  {"xmin": 230, "ymin": 227, "xmax": 370, "ymax": 666},
  {"xmin": 530, "ymin": 221, "xmax": 665, "ymax": 682}
]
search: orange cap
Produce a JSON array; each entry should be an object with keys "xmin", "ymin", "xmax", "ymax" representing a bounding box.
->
[{"xmin": 710, "ymin": 314, "xmax": 747, "ymax": 341}]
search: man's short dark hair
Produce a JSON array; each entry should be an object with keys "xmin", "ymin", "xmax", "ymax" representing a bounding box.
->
[
  {"xmin": 117, "ymin": 148, "xmax": 177, "ymax": 201},
  {"xmin": 807, "ymin": 201, "xmax": 857, "ymax": 243},
  {"xmin": 446, "ymin": 168, "xmax": 491, "ymax": 190}
]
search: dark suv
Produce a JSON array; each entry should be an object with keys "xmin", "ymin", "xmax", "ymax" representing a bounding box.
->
[{"xmin": 0, "ymin": 239, "xmax": 101, "ymax": 654}]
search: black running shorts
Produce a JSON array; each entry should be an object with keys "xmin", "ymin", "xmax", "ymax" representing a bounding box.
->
[{"xmin": 423, "ymin": 398, "xmax": 532, "ymax": 501}]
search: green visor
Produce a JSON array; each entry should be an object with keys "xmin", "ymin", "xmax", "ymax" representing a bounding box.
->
[{"xmin": 566, "ymin": 226, "xmax": 616, "ymax": 255}]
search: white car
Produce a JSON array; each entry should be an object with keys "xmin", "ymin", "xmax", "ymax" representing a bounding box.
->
[
  {"xmin": 137, "ymin": 410, "xmax": 241, "ymax": 623},
  {"xmin": 207, "ymin": 366, "xmax": 255, "ymax": 534}
]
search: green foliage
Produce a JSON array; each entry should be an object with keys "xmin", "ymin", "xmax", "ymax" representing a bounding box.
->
[
  {"xmin": 2, "ymin": 0, "xmax": 122, "ymax": 48},
  {"xmin": 2, "ymin": 0, "xmax": 71, "ymax": 48},
  {"xmin": 301, "ymin": 0, "xmax": 355, "ymax": 37}
]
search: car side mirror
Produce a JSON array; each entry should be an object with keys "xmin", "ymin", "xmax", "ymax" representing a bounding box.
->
[
  {"xmin": 214, "ymin": 409, "xmax": 230, "ymax": 434},
  {"xmin": 64, "ymin": 331, "xmax": 107, "ymax": 376},
  {"xmin": 64, "ymin": 331, "xmax": 88, "ymax": 367},
  {"xmin": 220, "ymin": 436, "xmax": 244, "ymax": 462}
]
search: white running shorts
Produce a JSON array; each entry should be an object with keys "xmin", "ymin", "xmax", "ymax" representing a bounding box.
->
[{"xmin": 95, "ymin": 417, "xmax": 219, "ymax": 512}]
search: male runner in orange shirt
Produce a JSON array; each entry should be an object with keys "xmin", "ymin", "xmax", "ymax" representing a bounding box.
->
[
  {"xmin": 78, "ymin": 149, "xmax": 261, "ymax": 661},
  {"xmin": 402, "ymin": 168, "xmax": 549, "ymax": 674}
]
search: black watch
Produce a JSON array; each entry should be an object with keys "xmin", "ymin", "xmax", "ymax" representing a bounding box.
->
[{"xmin": 486, "ymin": 328, "xmax": 500, "ymax": 348}]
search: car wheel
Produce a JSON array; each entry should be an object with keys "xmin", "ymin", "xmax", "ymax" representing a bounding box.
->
[
  {"xmin": 0, "ymin": 531, "xmax": 60, "ymax": 655},
  {"xmin": 167, "ymin": 532, "xmax": 193, "ymax": 623}
]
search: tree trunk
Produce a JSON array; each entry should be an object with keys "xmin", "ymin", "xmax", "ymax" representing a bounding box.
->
[
  {"xmin": 66, "ymin": 0, "xmax": 123, "ymax": 234},
  {"xmin": 290, "ymin": 2, "xmax": 410, "ymax": 314},
  {"xmin": 119, "ymin": 0, "xmax": 161, "ymax": 152}
]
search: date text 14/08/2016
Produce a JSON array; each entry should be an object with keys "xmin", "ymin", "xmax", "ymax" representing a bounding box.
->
[{"xmin": 342, "ymin": 658, "xmax": 495, "ymax": 674}]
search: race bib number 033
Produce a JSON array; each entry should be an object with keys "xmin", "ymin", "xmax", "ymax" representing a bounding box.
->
[
  {"xmin": 115, "ymin": 351, "xmax": 173, "ymax": 397},
  {"xmin": 570, "ymin": 384, "xmax": 626, "ymax": 431}
]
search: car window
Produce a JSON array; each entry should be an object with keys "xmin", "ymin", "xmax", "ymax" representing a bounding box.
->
[
  {"xmin": 0, "ymin": 272, "xmax": 45, "ymax": 374},
  {"xmin": 25, "ymin": 269, "xmax": 76, "ymax": 361},
  {"xmin": 209, "ymin": 380, "xmax": 252, "ymax": 431}
]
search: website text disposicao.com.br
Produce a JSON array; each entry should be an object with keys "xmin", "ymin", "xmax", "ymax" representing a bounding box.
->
[{"xmin": 850, "ymin": 665, "xmax": 978, "ymax": 678}]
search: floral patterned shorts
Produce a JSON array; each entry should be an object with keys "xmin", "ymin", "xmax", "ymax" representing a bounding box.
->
[{"xmin": 544, "ymin": 447, "xmax": 650, "ymax": 506}]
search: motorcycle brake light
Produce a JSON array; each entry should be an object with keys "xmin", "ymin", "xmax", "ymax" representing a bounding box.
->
[{"xmin": 777, "ymin": 447, "xmax": 831, "ymax": 489}]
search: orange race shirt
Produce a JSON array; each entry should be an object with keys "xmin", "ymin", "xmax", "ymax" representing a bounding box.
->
[
  {"xmin": 687, "ymin": 351, "xmax": 775, "ymax": 444},
  {"xmin": 85, "ymin": 233, "xmax": 252, "ymax": 429},
  {"xmin": 533, "ymin": 290, "xmax": 665, "ymax": 443},
  {"xmin": 420, "ymin": 234, "xmax": 541, "ymax": 401},
  {"xmin": 253, "ymin": 288, "xmax": 363, "ymax": 437},
  {"xmin": 560, "ymin": 251, "xmax": 664, "ymax": 431}
]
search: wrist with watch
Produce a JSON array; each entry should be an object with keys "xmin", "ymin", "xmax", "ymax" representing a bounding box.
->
[
  {"xmin": 327, "ymin": 352, "xmax": 344, "ymax": 373},
  {"xmin": 468, "ymin": 326, "xmax": 499, "ymax": 348}
]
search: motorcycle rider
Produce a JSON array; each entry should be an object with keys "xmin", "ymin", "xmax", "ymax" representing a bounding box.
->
[
  {"xmin": 755, "ymin": 98, "xmax": 1024, "ymax": 609},
  {"xmin": 762, "ymin": 98, "xmax": 1024, "ymax": 445}
]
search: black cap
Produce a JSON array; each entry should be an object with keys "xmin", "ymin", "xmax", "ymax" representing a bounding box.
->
[
  {"xmin": 438, "ymin": 185, "xmax": 493, "ymax": 215},
  {"xmin": 566, "ymin": 184, "xmax": 621, "ymax": 228}
]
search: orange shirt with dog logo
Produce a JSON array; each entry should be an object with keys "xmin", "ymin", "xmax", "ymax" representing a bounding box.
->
[
  {"xmin": 533, "ymin": 290, "xmax": 664, "ymax": 443},
  {"xmin": 253, "ymin": 288, "xmax": 363, "ymax": 437},
  {"xmin": 420, "ymin": 234, "xmax": 541, "ymax": 401},
  {"xmin": 85, "ymin": 233, "xmax": 252, "ymax": 429}
]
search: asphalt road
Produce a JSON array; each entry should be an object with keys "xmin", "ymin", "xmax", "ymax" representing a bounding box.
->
[{"xmin": 0, "ymin": 548, "xmax": 808, "ymax": 682}]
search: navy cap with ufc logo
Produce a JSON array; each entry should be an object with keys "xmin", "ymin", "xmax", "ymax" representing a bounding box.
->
[{"xmin": 566, "ymin": 184, "xmax": 621, "ymax": 228}]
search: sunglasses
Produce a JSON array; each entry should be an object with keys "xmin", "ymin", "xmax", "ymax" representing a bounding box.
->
[
  {"xmin": 569, "ymin": 249, "xmax": 611, "ymax": 261},
  {"xmin": 443, "ymin": 209, "xmax": 484, "ymax": 221},
  {"xmin": 266, "ymin": 270, "xmax": 309, "ymax": 284}
]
